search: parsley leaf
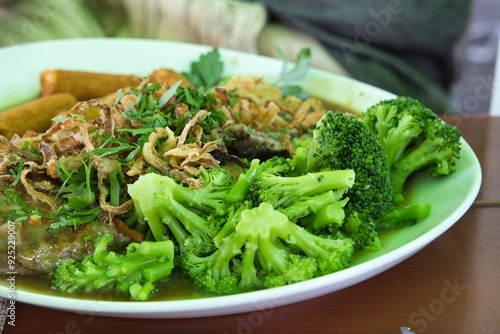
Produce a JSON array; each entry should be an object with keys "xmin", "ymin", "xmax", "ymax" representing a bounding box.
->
[{"xmin": 183, "ymin": 48, "xmax": 224, "ymax": 90}]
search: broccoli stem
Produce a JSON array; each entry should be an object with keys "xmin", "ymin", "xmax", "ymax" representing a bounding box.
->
[
  {"xmin": 390, "ymin": 138, "xmax": 445, "ymax": 194},
  {"xmin": 157, "ymin": 189, "xmax": 213, "ymax": 244},
  {"xmin": 144, "ymin": 261, "xmax": 175, "ymax": 282},
  {"xmin": 130, "ymin": 281, "xmax": 155, "ymax": 301},
  {"xmin": 226, "ymin": 159, "xmax": 261, "ymax": 203},
  {"xmin": 281, "ymin": 190, "xmax": 347, "ymax": 222},
  {"xmin": 161, "ymin": 211, "xmax": 189, "ymax": 243},
  {"xmin": 281, "ymin": 226, "xmax": 331, "ymax": 260},
  {"xmin": 301, "ymin": 202, "xmax": 346, "ymax": 230},
  {"xmin": 136, "ymin": 205, "xmax": 169, "ymax": 242},
  {"xmin": 271, "ymin": 170, "xmax": 355, "ymax": 197},
  {"xmin": 291, "ymin": 146, "xmax": 308, "ymax": 176},
  {"xmin": 116, "ymin": 272, "xmax": 142, "ymax": 293},
  {"xmin": 136, "ymin": 240, "xmax": 174, "ymax": 257},
  {"xmin": 374, "ymin": 202, "xmax": 431, "ymax": 229},
  {"xmin": 93, "ymin": 233, "xmax": 113, "ymax": 264},
  {"xmin": 213, "ymin": 204, "xmax": 248, "ymax": 247},
  {"xmin": 258, "ymin": 237, "xmax": 290, "ymax": 274},
  {"xmin": 239, "ymin": 238, "xmax": 260, "ymax": 289},
  {"xmin": 93, "ymin": 276, "xmax": 117, "ymax": 289}
]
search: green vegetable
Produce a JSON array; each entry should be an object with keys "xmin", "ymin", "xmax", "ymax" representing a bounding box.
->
[
  {"xmin": 373, "ymin": 203, "xmax": 432, "ymax": 229},
  {"xmin": 180, "ymin": 202, "xmax": 354, "ymax": 295},
  {"xmin": 52, "ymin": 234, "xmax": 175, "ymax": 301},
  {"xmin": 182, "ymin": 48, "xmax": 224, "ymax": 91},
  {"xmin": 127, "ymin": 168, "xmax": 234, "ymax": 255},
  {"xmin": 363, "ymin": 96, "xmax": 462, "ymax": 197},
  {"xmin": 251, "ymin": 169, "xmax": 354, "ymax": 209},
  {"xmin": 275, "ymin": 48, "xmax": 312, "ymax": 99},
  {"xmin": 302, "ymin": 111, "xmax": 393, "ymax": 249}
]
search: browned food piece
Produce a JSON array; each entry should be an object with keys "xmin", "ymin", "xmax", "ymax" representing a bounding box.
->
[
  {"xmin": 226, "ymin": 123, "xmax": 291, "ymax": 160},
  {"xmin": 147, "ymin": 68, "xmax": 191, "ymax": 88},
  {"xmin": 0, "ymin": 93, "xmax": 77, "ymax": 139},
  {"xmin": 40, "ymin": 69, "xmax": 142, "ymax": 101},
  {"xmin": 0, "ymin": 218, "xmax": 130, "ymax": 276},
  {"xmin": 96, "ymin": 69, "xmax": 191, "ymax": 107},
  {"xmin": 112, "ymin": 217, "xmax": 144, "ymax": 243}
]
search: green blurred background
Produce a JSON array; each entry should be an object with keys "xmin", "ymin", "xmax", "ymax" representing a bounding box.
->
[{"xmin": 0, "ymin": 0, "xmax": 498, "ymax": 114}]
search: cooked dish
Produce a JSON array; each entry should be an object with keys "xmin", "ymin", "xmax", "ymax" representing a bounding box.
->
[{"xmin": 0, "ymin": 49, "xmax": 461, "ymax": 301}]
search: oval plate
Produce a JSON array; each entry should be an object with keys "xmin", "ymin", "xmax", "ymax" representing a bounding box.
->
[{"xmin": 0, "ymin": 38, "xmax": 482, "ymax": 319}]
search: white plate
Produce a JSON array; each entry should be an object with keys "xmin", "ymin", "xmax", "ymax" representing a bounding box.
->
[{"xmin": 0, "ymin": 38, "xmax": 482, "ymax": 319}]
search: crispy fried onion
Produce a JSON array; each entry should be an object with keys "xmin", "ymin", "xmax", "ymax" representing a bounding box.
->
[
  {"xmin": 284, "ymin": 96, "xmax": 326, "ymax": 129},
  {"xmin": 20, "ymin": 162, "xmax": 60, "ymax": 211},
  {"xmin": 70, "ymin": 100, "xmax": 115, "ymax": 136},
  {"xmin": 97, "ymin": 158, "xmax": 134, "ymax": 215},
  {"xmin": 165, "ymin": 141, "xmax": 220, "ymax": 175},
  {"xmin": 112, "ymin": 216, "xmax": 144, "ymax": 243},
  {"xmin": 59, "ymin": 117, "xmax": 102, "ymax": 165},
  {"xmin": 0, "ymin": 136, "xmax": 43, "ymax": 165},
  {"xmin": 224, "ymin": 75, "xmax": 327, "ymax": 133},
  {"xmin": 164, "ymin": 109, "xmax": 220, "ymax": 175},
  {"xmin": 142, "ymin": 127, "xmax": 203, "ymax": 188},
  {"xmin": 234, "ymin": 99, "xmax": 286, "ymax": 132},
  {"xmin": 38, "ymin": 142, "xmax": 59, "ymax": 178}
]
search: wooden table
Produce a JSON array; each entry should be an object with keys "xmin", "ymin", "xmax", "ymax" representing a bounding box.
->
[{"xmin": 4, "ymin": 115, "xmax": 500, "ymax": 334}]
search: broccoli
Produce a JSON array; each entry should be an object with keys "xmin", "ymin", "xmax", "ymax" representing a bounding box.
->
[
  {"xmin": 291, "ymin": 110, "xmax": 394, "ymax": 249},
  {"xmin": 373, "ymin": 202, "xmax": 432, "ymax": 230},
  {"xmin": 180, "ymin": 202, "xmax": 354, "ymax": 295},
  {"xmin": 249, "ymin": 169, "xmax": 354, "ymax": 232},
  {"xmin": 226, "ymin": 157, "xmax": 291, "ymax": 204},
  {"xmin": 342, "ymin": 212, "xmax": 381, "ymax": 250},
  {"xmin": 52, "ymin": 234, "xmax": 175, "ymax": 301},
  {"xmin": 251, "ymin": 169, "xmax": 354, "ymax": 208},
  {"xmin": 298, "ymin": 195, "xmax": 349, "ymax": 231},
  {"xmin": 127, "ymin": 169, "xmax": 234, "ymax": 254},
  {"xmin": 363, "ymin": 96, "xmax": 462, "ymax": 197},
  {"xmin": 304, "ymin": 111, "xmax": 393, "ymax": 222}
]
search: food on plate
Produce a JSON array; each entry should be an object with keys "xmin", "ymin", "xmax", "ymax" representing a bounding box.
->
[
  {"xmin": 0, "ymin": 48, "xmax": 461, "ymax": 301},
  {"xmin": 363, "ymin": 97, "xmax": 462, "ymax": 198},
  {"xmin": 40, "ymin": 69, "xmax": 142, "ymax": 101},
  {"xmin": 53, "ymin": 234, "xmax": 175, "ymax": 301},
  {"xmin": 0, "ymin": 93, "xmax": 77, "ymax": 139}
]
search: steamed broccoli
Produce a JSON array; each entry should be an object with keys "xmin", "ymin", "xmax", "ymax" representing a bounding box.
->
[
  {"xmin": 226, "ymin": 157, "xmax": 291, "ymax": 204},
  {"xmin": 250, "ymin": 168, "xmax": 354, "ymax": 230},
  {"xmin": 363, "ymin": 96, "xmax": 462, "ymax": 196},
  {"xmin": 180, "ymin": 202, "xmax": 354, "ymax": 295},
  {"xmin": 296, "ymin": 110, "xmax": 393, "ymax": 249},
  {"xmin": 304, "ymin": 111, "xmax": 393, "ymax": 221},
  {"xmin": 128, "ymin": 168, "xmax": 234, "ymax": 254},
  {"xmin": 373, "ymin": 202, "xmax": 432, "ymax": 229},
  {"xmin": 52, "ymin": 234, "xmax": 175, "ymax": 301},
  {"xmin": 251, "ymin": 169, "xmax": 354, "ymax": 208}
]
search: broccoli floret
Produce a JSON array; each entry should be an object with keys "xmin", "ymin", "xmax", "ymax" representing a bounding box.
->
[
  {"xmin": 363, "ymin": 97, "xmax": 462, "ymax": 196},
  {"xmin": 52, "ymin": 234, "xmax": 175, "ymax": 301},
  {"xmin": 298, "ymin": 195, "xmax": 349, "ymax": 231},
  {"xmin": 305, "ymin": 111, "xmax": 393, "ymax": 222},
  {"xmin": 180, "ymin": 202, "xmax": 354, "ymax": 295},
  {"xmin": 212, "ymin": 200, "xmax": 253, "ymax": 247},
  {"xmin": 252, "ymin": 169, "xmax": 354, "ymax": 208},
  {"xmin": 128, "ymin": 171, "xmax": 233, "ymax": 254},
  {"xmin": 342, "ymin": 212, "xmax": 381, "ymax": 250},
  {"xmin": 226, "ymin": 157, "xmax": 291, "ymax": 203}
]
